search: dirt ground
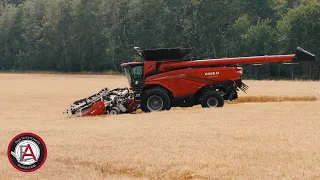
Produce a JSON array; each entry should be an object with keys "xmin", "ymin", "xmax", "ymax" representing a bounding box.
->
[{"xmin": 0, "ymin": 74, "xmax": 319, "ymax": 180}]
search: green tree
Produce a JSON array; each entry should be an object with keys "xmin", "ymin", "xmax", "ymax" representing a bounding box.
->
[
  {"xmin": 277, "ymin": 0, "xmax": 320, "ymax": 79},
  {"xmin": 0, "ymin": 2, "xmax": 26, "ymax": 71},
  {"xmin": 41, "ymin": 0, "xmax": 73, "ymax": 71},
  {"xmin": 18, "ymin": 0, "xmax": 48, "ymax": 70},
  {"xmin": 0, "ymin": 0, "xmax": 317, "ymax": 80},
  {"xmin": 72, "ymin": 0, "xmax": 106, "ymax": 72}
]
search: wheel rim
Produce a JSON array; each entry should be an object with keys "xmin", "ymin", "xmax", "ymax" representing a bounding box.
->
[
  {"xmin": 147, "ymin": 95, "xmax": 164, "ymax": 111},
  {"xmin": 207, "ymin": 97, "xmax": 219, "ymax": 107},
  {"xmin": 110, "ymin": 110, "xmax": 117, "ymax": 115}
]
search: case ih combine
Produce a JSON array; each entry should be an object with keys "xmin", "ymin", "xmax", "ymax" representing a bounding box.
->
[{"xmin": 66, "ymin": 47, "xmax": 315, "ymax": 117}]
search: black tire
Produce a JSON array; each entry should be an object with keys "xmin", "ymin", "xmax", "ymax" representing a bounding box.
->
[
  {"xmin": 141, "ymin": 88, "xmax": 171, "ymax": 112},
  {"xmin": 200, "ymin": 91, "xmax": 224, "ymax": 108},
  {"xmin": 109, "ymin": 107, "xmax": 121, "ymax": 115}
]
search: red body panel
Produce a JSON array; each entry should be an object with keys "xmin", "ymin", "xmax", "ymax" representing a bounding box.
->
[
  {"xmin": 195, "ymin": 67, "xmax": 242, "ymax": 82},
  {"xmin": 82, "ymin": 101, "xmax": 105, "ymax": 117},
  {"xmin": 142, "ymin": 54, "xmax": 296, "ymax": 98},
  {"xmin": 127, "ymin": 98, "xmax": 137, "ymax": 113},
  {"xmin": 144, "ymin": 67, "xmax": 242, "ymax": 98},
  {"xmin": 143, "ymin": 61, "xmax": 157, "ymax": 75}
]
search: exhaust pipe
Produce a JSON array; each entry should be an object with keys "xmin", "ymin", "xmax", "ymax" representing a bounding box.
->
[{"xmin": 293, "ymin": 47, "xmax": 316, "ymax": 62}]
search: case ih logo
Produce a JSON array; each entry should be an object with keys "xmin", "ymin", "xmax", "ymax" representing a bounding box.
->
[
  {"xmin": 7, "ymin": 133, "xmax": 47, "ymax": 172},
  {"xmin": 205, "ymin": 71, "xmax": 220, "ymax": 76}
]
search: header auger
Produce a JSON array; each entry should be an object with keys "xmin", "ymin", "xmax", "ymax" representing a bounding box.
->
[{"xmin": 66, "ymin": 47, "xmax": 315, "ymax": 116}]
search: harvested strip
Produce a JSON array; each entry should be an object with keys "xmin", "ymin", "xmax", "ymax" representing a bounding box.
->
[
  {"xmin": 228, "ymin": 96, "xmax": 317, "ymax": 104},
  {"xmin": 133, "ymin": 96, "xmax": 317, "ymax": 112}
]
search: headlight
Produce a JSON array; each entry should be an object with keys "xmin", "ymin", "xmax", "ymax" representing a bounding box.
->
[{"xmin": 237, "ymin": 67, "xmax": 243, "ymax": 75}]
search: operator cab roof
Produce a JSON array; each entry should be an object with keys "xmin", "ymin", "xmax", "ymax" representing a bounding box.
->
[{"xmin": 135, "ymin": 47, "xmax": 194, "ymax": 61}]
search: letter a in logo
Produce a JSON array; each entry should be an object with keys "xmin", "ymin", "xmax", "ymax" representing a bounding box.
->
[{"xmin": 21, "ymin": 144, "xmax": 37, "ymax": 162}]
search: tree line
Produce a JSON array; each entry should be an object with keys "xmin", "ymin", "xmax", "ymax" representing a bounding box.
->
[{"xmin": 0, "ymin": 0, "xmax": 319, "ymax": 79}]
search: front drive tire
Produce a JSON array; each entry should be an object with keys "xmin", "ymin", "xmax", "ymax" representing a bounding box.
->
[
  {"xmin": 201, "ymin": 91, "xmax": 224, "ymax": 108},
  {"xmin": 141, "ymin": 88, "xmax": 171, "ymax": 112},
  {"xmin": 109, "ymin": 107, "xmax": 121, "ymax": 115}
]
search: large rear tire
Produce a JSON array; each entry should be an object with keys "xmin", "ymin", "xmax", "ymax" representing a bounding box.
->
[
  {"xmin": 201, "ymin": 91, "xmax": 224, "ymax": 108},
  {"xmin": 141, "ymin": 88, "xmax": 171, "ymax": 112}
]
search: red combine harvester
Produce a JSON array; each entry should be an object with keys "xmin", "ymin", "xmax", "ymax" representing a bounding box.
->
[
  {"xmin": 66, "ymin": 47, "xmax": 315, "ymax": 116},
  {"xmin": 121, "ymin": 47, "xmax": 315, "ymax": 112}
]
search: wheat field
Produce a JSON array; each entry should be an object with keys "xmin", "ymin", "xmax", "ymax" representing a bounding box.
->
[{"xmin": 0, "ymin": 74, "xmax": 320, "ymax": 180}]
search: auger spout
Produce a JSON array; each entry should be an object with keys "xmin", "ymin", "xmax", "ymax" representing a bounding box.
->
[{"xmin": 158, "ymin": 47, "xmax": 315, "ymax": 71}]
